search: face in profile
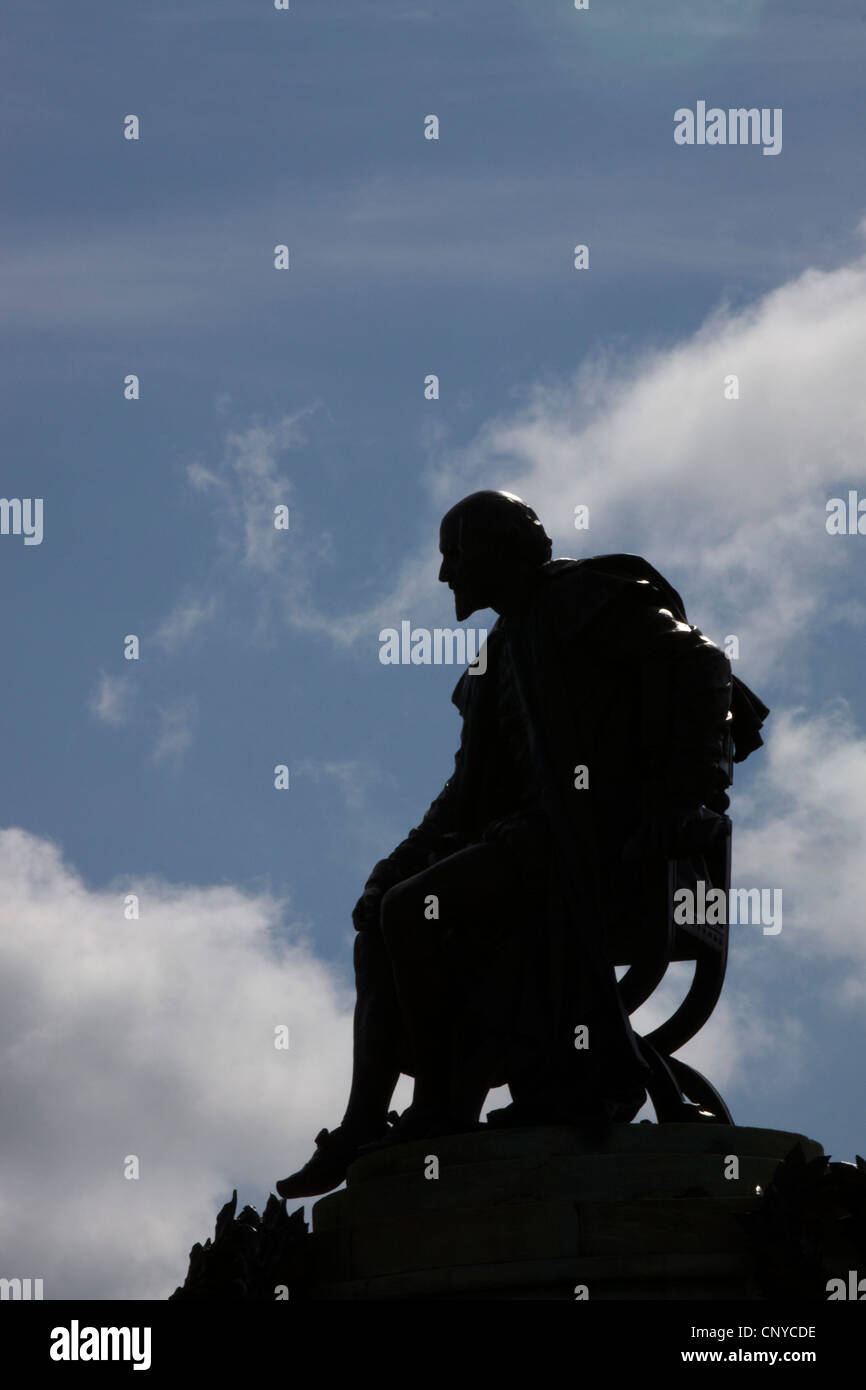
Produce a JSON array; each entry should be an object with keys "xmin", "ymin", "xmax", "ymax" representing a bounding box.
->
[
  {"xmin": 438, "ymin": 493, "xmax": 548, "ymax": 620},
  {"xmin": 436, "ymin": 511, "xmax": 511, "ymax": 619},
  {"xmin": 438, "ymin": 513, "xmax": 495, "ymax": 621}
]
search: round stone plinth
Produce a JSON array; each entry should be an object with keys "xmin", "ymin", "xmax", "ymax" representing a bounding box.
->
[{"xmin": 307, "ymin": 1123, "xmax": 822, "ymax": 1300}]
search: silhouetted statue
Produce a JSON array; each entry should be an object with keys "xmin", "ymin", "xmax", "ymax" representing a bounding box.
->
[{"xmin": 277, "ymin": 491, "xmax": 768, "ymax": 1199}]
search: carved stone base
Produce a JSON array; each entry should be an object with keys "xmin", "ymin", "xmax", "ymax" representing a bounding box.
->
[{"xmin": 307, "ymin": 1122, "xmax": 823, "ymax": 1299}]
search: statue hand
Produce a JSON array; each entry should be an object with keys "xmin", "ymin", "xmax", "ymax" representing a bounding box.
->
[
  {"xmin": 352, "ymin": 855, "xmax": 409, "ymax": 930},
  {"xmin": 481, "ymin": 807, "xmax": 549, "ymax": 857},
  {"xmin": 352, "ymin": 885, "xmax": 384, "ymax": 932}
]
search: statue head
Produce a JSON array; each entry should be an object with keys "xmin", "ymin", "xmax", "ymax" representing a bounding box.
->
[{"xmin": 438, "ymin": 491, "xmax": 552, "ymax": 620}]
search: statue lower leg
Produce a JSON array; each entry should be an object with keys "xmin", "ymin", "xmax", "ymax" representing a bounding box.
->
[{"xmin": 276, "ymin": 927, "xmax": 401, "ymax": 1198}]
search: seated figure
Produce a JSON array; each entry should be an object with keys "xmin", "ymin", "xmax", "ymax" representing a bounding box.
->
[{"xmin": 277, "ymin": 491, "xmax": 767, "ymax": 1199}]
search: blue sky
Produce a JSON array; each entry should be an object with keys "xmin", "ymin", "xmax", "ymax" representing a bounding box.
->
[{"xmin": 3, "ymin": 0, "xmax": 866, "ymax": 1297}]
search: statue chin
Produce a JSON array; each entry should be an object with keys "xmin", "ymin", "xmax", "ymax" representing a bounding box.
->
[{"xmin": 453, "ymin": 590, "xmax": 483, "ymax": 622}]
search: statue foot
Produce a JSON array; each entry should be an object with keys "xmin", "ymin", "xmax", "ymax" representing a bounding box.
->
[
  {"xmin": 276, "ymin": 1124, "xmax": 372, "ymax": 1199},
  {"xmin": 357, "ymin": 1105, "xmax": 481, "ymax": 1154}
]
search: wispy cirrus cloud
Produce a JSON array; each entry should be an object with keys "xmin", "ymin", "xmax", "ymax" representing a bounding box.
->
[
  {"xmin": 152, "ymin": 697, "xmax": 198, "ymax": 767},
  {"xmin": 151, "ymin": 231, "xmax": 866, "ymax": 676},
  {"xmin": 2, "ymin": 171, "xmax": 845, "ymax": 335},
  {"xmin": 89, "ymin": 672, "xmax": 136, "ymax": 726},
  {"xmin": 183, "ymin": 407, "xmax": 444, "ymax": 649},
  {"xmin": 152, "ymin": 595, "xmax": 219, "ymax": 653}
]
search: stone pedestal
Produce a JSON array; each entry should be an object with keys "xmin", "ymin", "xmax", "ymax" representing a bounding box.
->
[{"xmin": 307, "ymin": 1122, "xmax": 822, "ymax": 1299}]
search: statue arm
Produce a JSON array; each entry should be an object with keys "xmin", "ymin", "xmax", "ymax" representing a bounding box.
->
[{"xmin": 353, "ymin": 740, "xmax": 470, "ymax": 925}]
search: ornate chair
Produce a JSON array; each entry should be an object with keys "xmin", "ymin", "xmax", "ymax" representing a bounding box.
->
[{"xmin": 607, "ymin": 715, "xmax": 736, "ymax": 1123}]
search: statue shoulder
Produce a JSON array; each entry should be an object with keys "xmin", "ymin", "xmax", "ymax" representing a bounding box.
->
[
  {"xmin": 542, "ymin": 554, "xmax": 687, "ymax": 625},
  {"xmin": 540, "ymin": 555, "xmax": 655, "ymax": 638}
]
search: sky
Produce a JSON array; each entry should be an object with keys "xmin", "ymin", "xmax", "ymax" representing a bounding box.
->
[{"xmin": 2, "ymin": 0, "xmax": 866, "ymax": 1299}]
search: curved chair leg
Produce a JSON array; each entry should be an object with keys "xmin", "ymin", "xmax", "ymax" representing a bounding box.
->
[
  {"xmin": 617, "ymin": 952, "xmax": 670, "ymax": 1016},
  {"xmin": 644, "ymin": 947, "xmax": 727, "ymax": 1058},
  {"xmin": 638, "ymin": 1038, "xmax": 733, "ymax": 1124},
  {"xmin": 666, "ymin": 1055, "xmax": 734, "ymax": 1124},
  {"xmin": 639, "ymin": 1045, "xmax": 686, "ymax": 1117},
  {"xmin": 638, "ymin": 1039, "xmax": 695, "ymax": 1121}
]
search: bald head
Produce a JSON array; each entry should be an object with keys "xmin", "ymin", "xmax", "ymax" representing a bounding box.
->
[
  {"xmin": 438, "ymin": 491, "xmax": 552, "ymax": 620},
  {"xmin": 441, "ymin": 491, "xmax": 552, "ymax": 566}
]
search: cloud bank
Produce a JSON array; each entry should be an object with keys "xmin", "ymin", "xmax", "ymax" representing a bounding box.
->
[{"xmin": 0, "ymin": 827, "xmax": 353, "ymax": 1299}]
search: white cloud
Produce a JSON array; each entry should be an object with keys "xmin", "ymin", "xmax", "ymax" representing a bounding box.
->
[
  {"xmin": 152, "ymin": 698, "xmax": 197, "ymax": 766},
  {"xmin": 733, "ymin": 702, "xmax": 866, "ymax": 989},
  {"xmin": 152, "ymin": 596, "xmax": 219, "ymax": 653},
  {"xmin": 427, "ymin": 251, "xmax": 866, "ymax": 683},
  {"xmin": 186, "ymin": 412, "xmax": 310, "ymax": 587},
  {"xmin": 171, "ymin": 235, "xmax": 866, "ymax": 678},
  {"xmin": 184, "ymin": 410, "xmax": 446, "ymax": 649},
  {"xmin": 298, "ymin": 759, "xmax": 379, "ymax": 815},
  {"xmin": 0, "ymin": 827, "xmax": 354, "ymax": 1300},
  {"xmin": 295, "ymin": 759, "xmax": 406, "ymax": 879},
  {"xmin": 89, "ymin": 672, "xmax": 136, "ymax": 726}
]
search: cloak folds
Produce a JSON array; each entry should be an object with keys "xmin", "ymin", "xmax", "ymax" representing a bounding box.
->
[
  {"xmin": 370, "ymin": 554, "xmax": 769, "ymax": 1114},
  {"xmin": 451, "ymin": 555, "xmax": 769, "ymax": 1115}
]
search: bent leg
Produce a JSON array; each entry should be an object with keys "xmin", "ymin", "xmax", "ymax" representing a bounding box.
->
[
  {"xmin": 341, "ymin": 924, "xmax": 403, "ymax": 1139},
  {"xmin": 276, "ymin": 923, "xmax": 404, "ymax": 1197},
  {"xmin": 380, "ymin": 841, "xmax": 522, "ymax": 1131}
]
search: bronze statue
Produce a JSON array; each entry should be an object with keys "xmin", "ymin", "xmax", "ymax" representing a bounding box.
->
[{"xmin": 277, "ymin": 491, "xmax": 768, "ymax": 1199}]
